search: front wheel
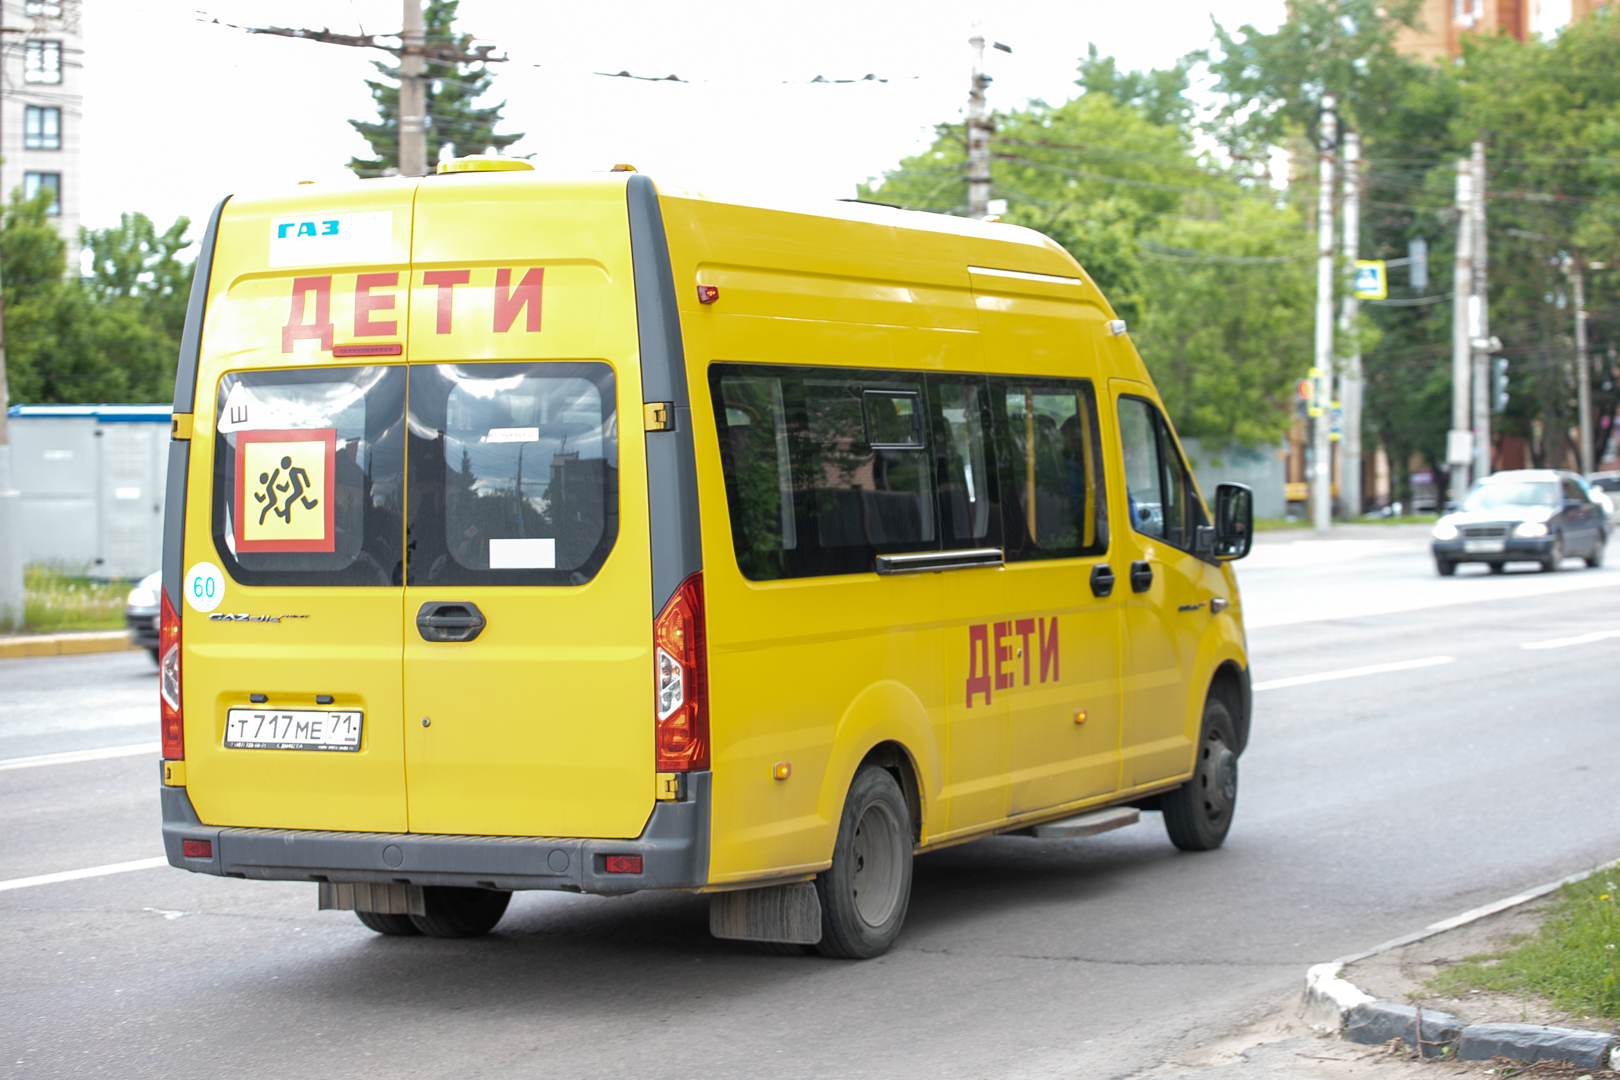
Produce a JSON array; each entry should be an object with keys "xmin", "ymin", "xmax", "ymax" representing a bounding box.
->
[
  {"xmin": 1541, "ymin": 534, "xmax": 1564, "ymax": 573},
  {"xmin": 814, "ymin": 765, "xmax": 913, "ymax": 959},
  {"xmin": 1161, "ymin": 698, "xmax": 1239, "ymax": 852},
  {"xmin": 1435, "ymin": 558, "xmax": 1457, "ymax": 577}
]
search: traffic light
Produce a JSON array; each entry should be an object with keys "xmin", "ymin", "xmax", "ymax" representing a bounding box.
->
[{"xmin": 1492, "ymin": 356, "xmax": 1510, "ymax": 413}]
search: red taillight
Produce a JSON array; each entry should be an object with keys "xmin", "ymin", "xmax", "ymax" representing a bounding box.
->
[
  {"xmin": 181, "ymin": 839, "xmax": 212, "ymax": 859},
  {"xmin": 159, "ymin": 590, "xmax": 183, "ymax": 760},
  {"xmin": 603, "ymin": 855, "xmax": 642, "ymax": 874},
  {"xmin": 653, "ymin": 572, "xmax": 708, "ymax": 771}
]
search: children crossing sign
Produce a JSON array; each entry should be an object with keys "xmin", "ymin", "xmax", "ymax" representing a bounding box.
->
[
  {"xmin": 1354, "ymin": 260, "xmax": 1388, "ymax": 300},
  {"xmin": 233, "ymin": 428, "xmax": 337, "ymax": 552}
]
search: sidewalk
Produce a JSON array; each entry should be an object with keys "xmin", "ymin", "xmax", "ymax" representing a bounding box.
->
[{"xmin": 0, "ymin": 631, "xmax": 135, "ymax": 660}]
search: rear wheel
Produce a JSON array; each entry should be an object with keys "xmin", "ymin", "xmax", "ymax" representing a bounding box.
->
[
  {"xmin": 814, "ymin": 765, "xmax": 913, "ymax": 959},
  {"xmin": 408, "ymin": 887, "xmax": 512, "ymax": 938},
  {"xmin": 1162, "ymin": 698, "xmax": 1239, "ymax": 852},
  {"xmin": 1435, "ymin": 558, "xmax": 1457, "ymax": 577},
  {"xmin": 1587, "ymin": 534, "xmax": 1606, "ymax": 568},
  {"xmin": 355, "ymin": 910, "xmax": 421, "ymax": 936}
]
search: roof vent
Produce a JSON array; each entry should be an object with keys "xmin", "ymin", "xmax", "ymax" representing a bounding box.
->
[{"xmin": 436, "ymin": 157, "xmax": 535, "ymax": 175}]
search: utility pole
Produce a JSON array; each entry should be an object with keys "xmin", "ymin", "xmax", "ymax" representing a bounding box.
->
[
  {"xmin": 234, "ymin": 4, "xmax": 506, "ymax": 175},
  {"xmin": 966, "ymin": 33, "xmax": 991, "ymax": 219},
  {"xmin": 1338, "ymin": 130, "xmax": 1362, "ymax": 519},
  {"xmin": 398, "ymin": 0, "xmax": 427, "ymax": 176},
  {"xmin": 1312, "ymin": 95, "xmax": 1337, "ymax": 531},
  {"xmin": 1469, "ymin": 139, "xmax": 1492, "ymax": 483},
  {"xmin": 1448, "ymin": 158, "xmax": 1474, "ymax": 503},
  {"xmin": 1564, "ymin": 256, "xmax": 1593, "ymax": 475}
]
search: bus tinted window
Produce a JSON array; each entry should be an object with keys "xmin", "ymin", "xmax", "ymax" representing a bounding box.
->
[
  {"xmin": 994, "ymin": 380, "xmax": 1108, "ymax": 561},
  {"xmin": 713, "ymin": 364, "xmax": 936, "ymax": 580},
  {"xmin": 211, "ymin": 365, "xmax": 405, "ymax": 586},
  {"xmin": 928, "ymin": 376, "xmax": 999, "ymax": 547},
  {"xmin": 405, "ymin": 362, "xmax": 618, "ymax": 587}
]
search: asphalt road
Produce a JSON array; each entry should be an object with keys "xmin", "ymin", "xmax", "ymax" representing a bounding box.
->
[{"xmin": 3, "ymin": 524, "xmax": 1618, "ymax": 1079}]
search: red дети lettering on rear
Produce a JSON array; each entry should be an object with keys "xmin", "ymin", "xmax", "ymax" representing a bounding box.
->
[
  {"xmin": 353, "ymin": 272, "xmax": 398, "ymax": 337},
  {"xmin": 494, "ymin": 267, "xmax": 544, "ymax": 332},
  {"xmin": 282, "ymin": 276, "xmax": 334, "ymax": 353},
  {"xmin": 423, "ymin": 269, "xmax": 470, "ymax": 334}
]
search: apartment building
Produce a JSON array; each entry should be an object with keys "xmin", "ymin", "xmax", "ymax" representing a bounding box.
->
[
  {"xmin": 1396, "ymin": 0, "xmax": 1611, "ymax": 61},
  {"xmin": 1, "ymin": 0, "xmax": 82, "ymax": 270}
]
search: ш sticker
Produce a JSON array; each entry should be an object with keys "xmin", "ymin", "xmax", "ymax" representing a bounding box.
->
[{"xmin": 233, "ymin": 428, "xmax": 337, "ymax": 553}]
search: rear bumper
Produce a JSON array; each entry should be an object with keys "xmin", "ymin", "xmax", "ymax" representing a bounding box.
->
[{"xmin": 160, "ymin": 772, "xmax": 710, "ymax": 895}]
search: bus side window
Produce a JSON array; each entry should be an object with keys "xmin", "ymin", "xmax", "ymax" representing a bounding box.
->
[
  {"xmin": 711, "ymin": 363, "xmax": 939, "ymax": 580},
  {"xmin": 1118, "ymin": 395, "xmax": 1202, "ymax": 551},
  {"xmin": 992, "ymin": 378, "xmax": 1109, "ymax": 562},
  {"xmin": 927, "ymin": 376, "xmax": 1001, "ymax": 550}
]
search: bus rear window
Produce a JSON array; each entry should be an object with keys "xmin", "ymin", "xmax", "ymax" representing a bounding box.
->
[{"xmin": 211, "ymin": 366, "xmax": 406, "ymax": 586}]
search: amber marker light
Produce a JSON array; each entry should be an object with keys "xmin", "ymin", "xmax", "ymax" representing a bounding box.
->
[
  {"xmin": 697, "ymin": 285, "xmax": 719, "ymax": 304},
  {"xmin": 1073, "ymin": 708, "xmax": 1087, "ymax": 725},
  {"xmin": 773, "ymin": 762, "xmax": 791, "ymax": 781}
]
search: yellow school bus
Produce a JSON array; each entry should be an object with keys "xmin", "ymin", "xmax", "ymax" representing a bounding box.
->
[{"xmin": 158, "ymin": 161, "xmax": 1254, "ymax": 956}]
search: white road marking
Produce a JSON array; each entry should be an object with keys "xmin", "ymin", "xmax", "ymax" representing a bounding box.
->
[
  {"xmin": 1252, "ymin": 655, "xmax": 1454, "ymax": 693},
  {"xmin": 0, "ymin": 856, "xmax": 168, "ymax": 894},
  {"xmin": 0, "ymin": 742, "xmax": 159, "ymax": 772},
  {"xmin": 1521, "ymin": 629, "xmax": 1620, "ymax": 650}
]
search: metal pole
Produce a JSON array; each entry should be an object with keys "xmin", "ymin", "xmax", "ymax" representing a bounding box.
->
[
  {"xmin": 0, "ymin": 0, "xmax": 23, "ymax": 632},
  {"xmin": 1339, "ymin": 131, "xmax": 1362, "ymax": 519},
  {"xmin": 1571, "ymin": 260, "xmax": 1593, "ymax": 475},
  {"xmin": 398, "ymin": 0, "xmax": 427, "ymax": 176},
  {"xmin": 966, "ymin": 33, "xmax": 990, "ymax": 219},
  {"xmin": 1470, "ymin": 139, "xmax": 1492, "ymax": 482},
  {"xmin": 1449, "ymin": 159, "xmax": 1474, "ymax": 503},
  {"xmin": 1312, "ymin": 95, "xmax": 1337, "ymax": 531}
]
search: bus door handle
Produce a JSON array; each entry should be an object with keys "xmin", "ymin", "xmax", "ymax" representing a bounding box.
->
[
  {"xmin": 416, "ymin": 602, "xmax": 487, "ymax": 643},
  {"xmin": 1129, "ymin": 561, "xmax": 1154, "ymax": 593},
  {"xmin": 1089, "ymin": 564, "xmax": 1115, "ymax": 598}
]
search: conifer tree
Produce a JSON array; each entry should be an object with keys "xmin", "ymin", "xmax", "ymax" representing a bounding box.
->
[{"xmin": 348, "ymin": 0, "xmax": 522, "ymax": 176}]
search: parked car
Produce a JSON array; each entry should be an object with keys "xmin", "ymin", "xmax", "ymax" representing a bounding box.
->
[
  {"xmin": 125, "ymin": 571, "xmax": 161, "ymax": 661},
  {"xmin": 1587, "ymin": 471, "xmax": 1620, "ymax": 526},
  {"xmin": 1431, "ymin": 469, "xmax": 1607, "ymax": 575}
]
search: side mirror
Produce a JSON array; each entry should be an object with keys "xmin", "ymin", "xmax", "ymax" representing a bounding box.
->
[{"xmin": 1213, "ymin": 483, "xmax": 1253, "ymax": 560}]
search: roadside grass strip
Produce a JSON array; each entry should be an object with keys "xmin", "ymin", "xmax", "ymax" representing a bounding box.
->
[
  {"xmin": 1427, "ymin": 873, "xmax": 1620, "ymax": 1019},
  {"xmin": 0, "ymin": 742, "xmax": 159, "ymax": 772},
  {"xmin": 1522, "ymin": 628, "xmax": 1620, "ymax": 650},
  {"xmin": 0, "ymin": 857, "xmax": 168, "ymax": 894},
  {"xmin": 1252, "ymin": 655, "xmax": 1454, "ymax": 693}
]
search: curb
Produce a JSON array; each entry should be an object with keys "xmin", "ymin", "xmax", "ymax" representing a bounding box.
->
[
  {"xmin": 0, "ymin": 631, "xmax": 136, "ymax": 659},
  {"xmin": 1303, "ymin": 858, "xmax": 1620, "ymax": 1070}
]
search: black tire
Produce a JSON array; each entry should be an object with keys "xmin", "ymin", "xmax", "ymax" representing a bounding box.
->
[
  {"xmin": 1162, "ymin": 698, "xmax": 1239, "ymax": 852},
  {"xmin": 146, "ymin": 647, "xmax": 160, "ymax": 664},
  {"xmin": 814, "ymin": 765, "xmax": 913, "ymax": 959},
  {"xmin": 407, "ymin": 886, "xmax": 512, "ymax": 938},
  {"xmin": 355, "ymin": 910, "xmax": 421, "ymax": 936},
  {"xmin": 1488, "ymin": 562, "xmax": 1506, "ymax": 575},
  {"xmin": 1541, "ymin": 534, "xmax": 1564, "ymax": 573},
  {"xmin": 1435, "ymin": 558, "xmax": 1457, "ymax": 577},
  {"xmin": 1587, "ymin": 534, "xmax": 1605, "ymax": 568}
]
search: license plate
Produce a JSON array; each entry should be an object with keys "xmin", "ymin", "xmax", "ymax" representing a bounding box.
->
[
  {"xmin": 224, "ymin": 708, "xmax": 362, "ymax": 751},
  {"xmin": 1464, "ymin": 539, "xmax": 1505, "ymax": 553}
]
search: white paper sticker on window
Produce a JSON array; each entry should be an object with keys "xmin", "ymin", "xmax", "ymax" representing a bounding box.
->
[
  {"xmin": 489, "ymin": 538, "xmax": 556, "ymax": 569},
  {"xmin": 267, "ymin": 211, "xmax": 394, "ymax": 268},
  {"xmin": 484, "ymin": 427, "xmax": 540, "ymax": 444}
]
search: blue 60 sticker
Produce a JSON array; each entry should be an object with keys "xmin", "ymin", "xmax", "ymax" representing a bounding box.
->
[{"xmin": 184, "ymin": 562, "xmax": 225, "ymax": 613}]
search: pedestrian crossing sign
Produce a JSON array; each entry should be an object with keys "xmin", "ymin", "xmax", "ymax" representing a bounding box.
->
[
  {"xmin": 233, "ymin": 428, "xmax": 337, "ymax": 553},
  {"xmin": 1354, "ymin": 260, "xmax": 1388, "ymax": 300}
]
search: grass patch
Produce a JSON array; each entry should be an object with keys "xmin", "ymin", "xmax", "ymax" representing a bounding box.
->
[
  {"xmin": 1255, "ymin": 514, "xmax": 1440, "ymax": 531},
  {"xmin": 22, "ymin": 563, "xmax": 129, "ymax": 634},
  {"xmin": 1428, "ymin": 874, "xmax": 1620, "ymax": 1018}
]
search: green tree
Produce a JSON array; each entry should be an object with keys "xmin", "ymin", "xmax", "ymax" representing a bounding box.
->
[
  {"xmin": 349, "ymin": 0, "xmax": 523, "ymax": 176},
  {"xmin": 861, "ymin": 66, "xmax": 1312, "ymax": 447},
  {"xmin": 3, "ymin": 194, "xmax": 188, "ymax": 405}
]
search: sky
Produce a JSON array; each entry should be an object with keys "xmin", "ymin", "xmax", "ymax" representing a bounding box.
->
[{"xmin": 80, "ymin": 1, "xmax": 1298, "ymax": 238}]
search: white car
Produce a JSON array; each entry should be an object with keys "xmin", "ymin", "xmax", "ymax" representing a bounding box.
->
[{"xmin": 1587, "ymin": 472, "xmax": 1620, "ymax": 526}]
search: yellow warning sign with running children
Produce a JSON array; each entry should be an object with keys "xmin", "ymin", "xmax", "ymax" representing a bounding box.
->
[{"xmin": 233, "ymin": 428, "xmax": 336, "ymax": 552}]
